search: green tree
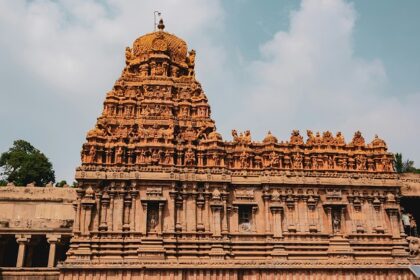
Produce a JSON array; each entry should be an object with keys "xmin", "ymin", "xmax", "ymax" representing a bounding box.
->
[
  {"xmin": 55, "ymin": 180, "xmax": 67, "ymax": 187},
  {"xmin": 394, "ymin": 153, "xmax": 403, "ymax": 173},
  {"xmin": 394, "ymin": 153, "xmax": 417, "ymax": 173},
  {"xmin": 0, "ymin": 140, "xmax": 55, "ymax": 186}
]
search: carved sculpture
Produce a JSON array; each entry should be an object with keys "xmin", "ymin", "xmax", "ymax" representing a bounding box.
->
[{"xmin": 408, "ymin": 236, "xmax": 420, "ymax": 257}]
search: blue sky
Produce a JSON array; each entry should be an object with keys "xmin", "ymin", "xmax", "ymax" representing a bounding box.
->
[{"xmin": 0, "ymin": 0, "xmax": 419, "ymax": 183}]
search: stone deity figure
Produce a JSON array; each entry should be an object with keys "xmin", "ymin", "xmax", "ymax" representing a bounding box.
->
[
  {"xmin": 148, "ymin": 209, "xmax": 159, "ymax": 233},
  {"xmin": 240, "ymin": 221, "xmax": 251, "ymax": 232},
  {"xmin": 115, "ymin": 147, "xmax": 123, "ymax": 164},
  {"xmin": 125, "ymin": 47, "xmax": 132, "ymax": 65},
  {"xmin": 188, "ymin": 50, "xmax": 196, "ymax": 67},
  {"xmin": 332, "ymin": 211, "xmax": 341, "ymax": 234},
  {"xmin": 269, "ymin": 151, "xmax": 280, "ymax": 168},
  {"xmin": 293, "ymin": 153, "xmax": 303, "ymax": 169},
  {"xmin": 89, "ymin": 146, "xmax": 97, "ymax": 163},
  {"xmin": 184, "ymin": 149, "xmax": 195, "ymax": 166},
  {"xmin": 407, "ymin": 237, "xmax": 420, "ymax": 257}
]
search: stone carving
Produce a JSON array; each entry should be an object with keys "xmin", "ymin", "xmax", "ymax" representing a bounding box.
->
[
  {"xmin": 290, "ymin": 130, "xmax": 304, "ymax": 145},
  {"xmin": 351, "ymin": 131, "xmax": 365, "ymax": 146},
  {"xmin": 407, "ymin": 236, "xmax": 420, "ymax": 257},
  {"xmin": 335, "ymin": 132, "xmax": 345, "ymax": 145},
  {"xmin": 332, "ymin": 211, "xmax": 342, "ymax": 234},
  {"xmin": 232, "ymin": 130, "xmax": 251, "ymax": 144}
]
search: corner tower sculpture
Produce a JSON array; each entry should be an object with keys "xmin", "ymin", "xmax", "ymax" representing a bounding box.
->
[{"xmin": 61, "ymin": 20, "xmax": 416, "ymax": 279}]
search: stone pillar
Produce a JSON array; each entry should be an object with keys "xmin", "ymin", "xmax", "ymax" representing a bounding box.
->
[
  {"xmin": 123, "ymin": 193, "xmax": 132, "ymax": 231},
  {"xmin": 188, "ymin": 190, "xmax": 197, "ymax": 232},
  {"xmin": 372, "ymin": 199, "xmax": 384, "ymax": 233},
  {"xmin": 271, "ymin": 207, "xmax": 283, "ymax": 238},
  {"xmin": 108, "ymin": 189, "xmax": 115, "ymax": 231},
  {"xmin": 46, "ymin": 234, "xmax": 60, "ymax": 268},
  {"xmin": 231, "ymin": 206, "xmax": 239, "ymax": 233},
  {"xmin": 135, "ymin": 189, "xmax": 143, "ymax": 233},
  {"xmin": 15, "ymin": 234, "xmax": 30, "ymax": 268},
  {"xmin": 340, "ymin": 207, "xmax": 347, "ymax": 234},
  {"xmin": 81, "ymin": 187, "xmax": 96, "ymax": 235},
  {"xmin": 263, "ymin": 192, "xmax": 271, "ymax": 234},
  {"xmin": 386, "ymin": 209, "xmax": 401, "ymax": 238},
  {"xmin": 130, "ymin": 188, "xmax": 138, "ymax": 232},
  {"xmin": 175, "ymin": 195, "xmax": 183, "ymax": 232},
  {"xmin": 158, "ymin": 202, "xmax": 164, "ymax": 234},
  {"xmin": 73, "ymin": 188, "xmax": 84, "ymax": 233},
  {"xmin": 211, "ymin": 204, "xmax": 222, "ymax": 237},
  {"xmin": 182, "ymin": 192, "xmax": 188, "ymax": 231},
  {"xmin": 115, "ymin": 190, "xmax": 124, "ymax": 231},
  {"xmin": 204, "ymin": 191, "xmax": 211, "ymax": 231},
  {"xmin": 142, "ymin": 202, "xmax": 148, "ymax": 234},
  {"xmin": 169, "ymin": 189, "xmax": 177, "ymax": 233},
  {"xmin": 196, "ymin": 194, "xmax": 205, "ymax": 232},
  {"xmin": 325, "ymin": 206, "xmax": 333, "ymax": 235},
  {"xmin": 221, "ymin": 191, "xmax": 228, "ymax": 234},
  {"xmin": 99, "ymin": 192, "xmax": 110, "ymax": 231},
  {"xmin": 251, "ymin": 206, "xmax": 258, "ymax": 233},
  {"xmin": 93, "ymin": 192, "xmax": 101, "ymax": 231}
]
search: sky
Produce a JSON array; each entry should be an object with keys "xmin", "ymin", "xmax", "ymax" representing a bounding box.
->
[{"xmin": 0, "ymin": 0, "xmax": 419, "ymax": 183}]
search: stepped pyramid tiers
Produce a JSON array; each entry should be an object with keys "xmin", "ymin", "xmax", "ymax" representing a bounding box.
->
[{"xmin": 64, "ymin": 20, "xmax": 416, "ymax": 280}]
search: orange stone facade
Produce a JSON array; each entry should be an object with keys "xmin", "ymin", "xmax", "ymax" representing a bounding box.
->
[{"xmin": 60, "ymin": 20, "xmax": 419, "ymax": 279}]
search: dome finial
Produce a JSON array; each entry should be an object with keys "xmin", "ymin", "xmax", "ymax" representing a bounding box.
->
[{"xmin": 157, "ymin": 18, "xmax": 165, "ymax": 31}]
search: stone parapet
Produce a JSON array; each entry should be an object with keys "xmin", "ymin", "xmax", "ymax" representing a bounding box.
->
[
  {"xmin": 0, "ymin": 186, "xmax": 76, "ymax": 231},
  {"xmin": 400, "ymin": 173, "xmax": 420, "ymax": 197}
]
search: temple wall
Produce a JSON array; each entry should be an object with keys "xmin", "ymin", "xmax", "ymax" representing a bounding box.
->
[
  {"xmin": 0, "ymin": 186, "xmax": 76, "ymax": 226},
  {"xmin": 65, "ymin": 177, "xmax": 412, "ymax": 264},
  {"xmin": 59, "ymin": 268, "xmax": 417, "ymax": 280},
  {"xmin": 0, "ymin": 186, "xmax": 76, "ymax": 279}
]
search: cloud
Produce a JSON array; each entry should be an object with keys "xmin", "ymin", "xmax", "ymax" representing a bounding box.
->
[{"xmin": 230, "ymin": 0, "xmax": 419, "ymax": 164}]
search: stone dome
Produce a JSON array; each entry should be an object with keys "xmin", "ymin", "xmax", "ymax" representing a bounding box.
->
[
  {"xmin": 263, "ymin": 131, "xmax": 278, "ymax": 144},
  {"xmin": 370, "ymin": 134, "xmax": 387, "ymax": 148},
  {"xmin": 132, "ymin": 19, "xmax": 188, "ymax": 65}
]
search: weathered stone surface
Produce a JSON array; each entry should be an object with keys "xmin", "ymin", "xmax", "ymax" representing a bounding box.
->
[{"xmin": 0, "ymin": 186, "xmax": 76, "ymax": 230}]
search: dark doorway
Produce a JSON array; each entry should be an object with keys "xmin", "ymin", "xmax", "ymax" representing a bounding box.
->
[
  {"xmin": 0, "ymin": 235, "xmax": 18, "ymax": 267},
  {"xmin": 238, "ymin": 205, "xmax": 253, "ymax": 232},
  {"xmin": 25, "ymin": 235, "xmax": 49, "ymax": 267},
  {"xmin": 147, "ymin": 202, "xmax": 159, "ymax": 234},
  {"xmin": 56, "ymin": 236, "xmax": 71, "ymax": 265}
]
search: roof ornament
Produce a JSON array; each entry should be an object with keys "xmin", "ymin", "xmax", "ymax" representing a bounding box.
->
[
  {"xmin": 157, "ymin": 18, "xmax": 165, "ymax": 31},
  {"xmin": 154, "ymin": 11, "xmax": 162, "ymax": 31}
]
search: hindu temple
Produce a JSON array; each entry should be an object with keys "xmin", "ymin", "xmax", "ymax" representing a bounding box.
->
[{"xmin": 1, "ymin": 19, "xmax": 420, "ymax": 280}]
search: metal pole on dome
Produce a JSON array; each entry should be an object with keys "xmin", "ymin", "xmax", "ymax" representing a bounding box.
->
[{"xmin": 154, "ymin": 11, "xmax": 161, "ymax": 31}]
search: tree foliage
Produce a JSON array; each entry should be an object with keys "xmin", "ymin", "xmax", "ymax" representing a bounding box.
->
[
  {"xmin": 394, "ymin": 153, "xmax": 418, "ymax": 173},
  {"xmin": 55, "ymin": 180, "xmax": 67, "ymax": 187},
  {"xmin": 0, "ymin": 140, "xmax": 55, "ymax": 186}
]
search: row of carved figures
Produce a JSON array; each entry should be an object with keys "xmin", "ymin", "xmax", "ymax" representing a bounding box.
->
[
  {"xmin": 123, "ymin": 54, "xmax": 195, "ymax": 78},
  {"xmin": 101, "ymin": 103, "xmax": 210, "ymax": 119},
  {"xmin": 81, "ymin": 145, "xmax": 393, "ymax": 172},
  {"xmin": 235, "ymin": 130, "xmax": 387, "ymax": 149}
]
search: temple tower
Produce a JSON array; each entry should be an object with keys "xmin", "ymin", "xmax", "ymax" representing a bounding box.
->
[{"xmin": 60, "ymin": 20, "xmax": 417, "ymax": 280}]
